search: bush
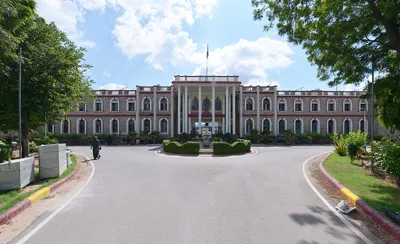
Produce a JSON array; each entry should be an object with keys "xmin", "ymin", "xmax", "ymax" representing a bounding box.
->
[
  {"xmin": 29, "ymin": 141, "xmax": 38, "ymax": 153},
  {"xmin": 345, "ymin": 131, "xmax": 367, "ymax": 154},
  {"xmin": 347, "ymin": 143, "xmax": 357, "ymax": 162},
  {"xmin": 380, "ymin": 142, "xmax": 400, "ymax": 180},
  {"xmin": 373, "ymin": 135, "xmax": 384, "ymax": 141},
  {"xmin": 332, "ymin": 133, "xmax": 347, "ymax": 156},
  {"xmin": 0, "ymin": 144, "xmax": 13, "ymax": 163},
  {"xmin": 162, "ymin": 140, "xmax": 200, "ymax": 154},
  {"xmin": 213, "ymin": 140, "xmax": 251, "ymax": 155},
  {"xmin": 33, "ymin": 136, "xmax": 58, "ymax": 146}
]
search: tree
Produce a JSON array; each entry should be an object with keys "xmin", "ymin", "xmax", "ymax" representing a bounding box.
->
[
  {"xmin": 0, "ymin": 0, "xmax": 36, "ymax": 75},
  {"xmin": 252, "ymin": 0, "xmax": 400, "ymax": 129},
  {"xmin": 0, "ymin": 17, "xmax": 93, "ymax": 157}
]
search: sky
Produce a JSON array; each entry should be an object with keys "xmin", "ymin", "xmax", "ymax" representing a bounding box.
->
[{"xmin": 35, "ymin": 0, "xmax": 362, "ymax": 91}]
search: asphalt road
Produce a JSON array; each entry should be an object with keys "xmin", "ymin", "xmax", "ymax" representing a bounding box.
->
[{"xmin": 12, "ymin": 145, "xmax": 378, "ymax": 244}]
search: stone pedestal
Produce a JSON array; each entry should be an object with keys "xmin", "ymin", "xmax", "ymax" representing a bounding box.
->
[
  {"xmin": 38, "ymin": 144, "xmax": 67, "ymax": 179},
  {"xmin": 0, "ymin": 157, "xmax": 35, "ymax": 191}
]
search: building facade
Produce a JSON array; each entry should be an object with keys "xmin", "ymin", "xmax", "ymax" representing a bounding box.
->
[{"xmin": 43, "ymin": 75, "xmax": 398, "ymax": 138}]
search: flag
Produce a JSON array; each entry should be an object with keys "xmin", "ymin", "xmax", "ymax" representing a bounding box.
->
[{"xmin": 206, "ymin": 44, "xmax": 209, "ymax": 59}]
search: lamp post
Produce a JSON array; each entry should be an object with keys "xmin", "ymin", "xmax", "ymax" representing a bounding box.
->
[{"xmin": 18, "ymin": 48, "xmax": 22, "ymax": 159}]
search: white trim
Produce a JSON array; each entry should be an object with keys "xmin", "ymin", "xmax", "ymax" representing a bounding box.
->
[
  {"xmin": 110, "ymin": 97, "xmax": 119, "ymax": 112},
  {"xmin": 278, "ymin": 98, "xmax": 287, "ymax": 111},
  {"xmin": 343, "ymin": 99, "xmax": 352, "ymax": 112},
  {"xmin": 142, "ymin": 97, "xmax": 152, "ymax": 111},
  {"xmin": 126, "ymin": 118, "xmax": 136, "ymax": 134},
  {"xmin": 261, "ymin": 118, "xmax": 272, "ymax": 132},
  {"xmin": 293, "ymin": 118, "xmax": 304, "ymax": 134},
  {"xmin": 342, "ymin": 118, "xmax": 353, "ymax": 134},
  {"xmin": 262, "ymin": 97, "xmax": 272, "ymax": 110},
  {"xmin": 310, "ymin": 98, "xmax": 320, "ymax": 112},
  {"xmin": 326, "ymin": 118, "xmax": 337, "ymax": 134},
  {"xmin": 294, "ymin": 98, "xmax": 303, "ymax": 112},
  {"xmin": 159, "ymin": 118, "xmax": 169, "ymax": 134},
  {"xmin": 142, "ymin": 118, "xmax": 152, "ymax": 133},
  {"xmin": 245, "ymin": 97, "xmax": 255, "ymax": 111},
  {"xmin": 310, "ymin": 118, "xmax": 320, "ymax": 133},
  {"xmin": 93, "ymin": 98, "xmax": 103, "ymax": 111},
  {"xmin": 359, "ymin": 118, "xmax": 368, "ymax": 133},
  {"xmin": 109, "ymin": 118, "xmax": 120, "ymax": 134},
  {"xmin": 60, "ymin": 119, "xmax": 70, "ymax": 134},
  {"xmin": 159, "ymin": 97, "xmax": 169, "ymax": 111},
  {"xmin": 76, "ymin": 118, "xmax": 87, "ymax": 134},
  {"xmin": 244, "ymin": 118, "xmax": 255, "ymax": 134},
  {"xmin": 278, "ymin": 118, "xmax": 287, "ymax": 134},
  {"xmin": 93, "ymin": 118, "xmax": 103, "ymax": 134},
  {"xmin": 327, "ymin": 98, "xmax": 336, "ymax": 112},
  {"xmin": 359, "ymin": 99, "xmax": 368, "ymax": 111},
  {"xmin": 126, "ymin": 98, "xmax": 136, "ymax": 111}
]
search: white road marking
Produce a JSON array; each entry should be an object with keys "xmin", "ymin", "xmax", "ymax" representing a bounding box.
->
[
  {"xmin": 15, "ymin": 155, "xmax": 95, "ymax": 244},
  {"xmin": 302, "ymin": 152, "xmax": 374, "ymax": 244}
]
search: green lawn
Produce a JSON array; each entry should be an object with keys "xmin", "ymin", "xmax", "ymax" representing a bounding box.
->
[
  {"xmin": 324, "ymin": 153, "xmax": 400, "ymax": 215},
  {"xmin": 0, "ymin": 154, "xmax": 78, "ymax": 214}
]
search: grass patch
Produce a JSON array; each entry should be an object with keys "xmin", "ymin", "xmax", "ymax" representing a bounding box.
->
[
  {"xmin": 0, "ymin": 154, "xmax": 78, "ymax": 214},
  {"xmin": 324, "ymin": 152, "xmax": 400, "ymax": 215}
]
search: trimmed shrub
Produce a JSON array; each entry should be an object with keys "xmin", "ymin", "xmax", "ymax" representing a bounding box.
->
[
  {"xmin": 347, "ymin": 143, "xmax": 357, "ymax": 162},
  {"xmin": 162, "ymin": 140, "xmax": 200, "ymax": 154},
  {"xmin": 380, "ymin": 142, "xmax": 400, "ymax": 181},
  {"xmin": 213, "ymin": 140, "xmax": 251, "ymax": 155},
  {"xmin": 0, "ymin": 144, "xmax": 13, "ymax": 163}
]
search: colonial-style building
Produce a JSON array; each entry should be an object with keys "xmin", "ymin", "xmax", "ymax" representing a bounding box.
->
[{"xmin": 43, "ymin": 75, "xmax": 397, "ymax": 138}]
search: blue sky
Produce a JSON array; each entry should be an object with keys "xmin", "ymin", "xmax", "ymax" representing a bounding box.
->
[{"xmin": 35, "ymin": 0, "xmax": 355, "ymax": 91}]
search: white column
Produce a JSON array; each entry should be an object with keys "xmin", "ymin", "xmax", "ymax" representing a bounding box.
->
[
  {"xmin": 274, "ymin": 87, "xmax": 278, "ymax": 135},
  {"xmin": 212, "ymin": 85, "xmax": 215, "ymax": 134},
  {"xmin": 232, "ymin": 86, "xmax": 236, "ymax": 135},
  {"xmin": 222, "ymin": 118, "xmax": 225, "ymax": 133},
  {"xmin": 178, "ymin": 86, "xmax": 181, "ymax": 134},
  {"xmin": 170, "ymin": 86, "xmax": 174, "ymax": 137},
  {"xmin": 136, "ymin": 86, "xmax": 140, "ymax": 134},
  {"xmin": 225, "ymin": 86, "xmax": 229, "ymax": 133},
  {"xmin": 153, "ymin": 86, "xmax": 157, "ymax": 131},
  {"xmin": 198, "ymin": 86, "xmax": 202, "ymax": 134},
  {"xmin": 184, "ymin": 86, "xmax": 188, "ymax": 133},
  {"xmin": 239, "ymin": 86, "xmax": 243, "ymax": 137},
  {"xmin": 256, "ymin": 86, "xmax": 260, "ymax": 131}
]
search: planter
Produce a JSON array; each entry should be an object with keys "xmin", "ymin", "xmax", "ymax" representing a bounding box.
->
[
  {"xmin": 38, "ymin": 144, "xmax": 67, "ymax": 179},
  {"xmin": 0, "ymin": 157, "xmax": 35, "ymax": 191}
]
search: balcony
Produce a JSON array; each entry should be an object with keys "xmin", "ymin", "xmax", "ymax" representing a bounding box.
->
[{"xmin": 174, "ymin": 75, "xmax": 239, "ymax": 82}]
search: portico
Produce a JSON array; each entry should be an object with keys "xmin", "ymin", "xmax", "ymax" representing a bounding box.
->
[{"xmin": 173, "ymin": 75, "xmax": 240, "ymax": 136}]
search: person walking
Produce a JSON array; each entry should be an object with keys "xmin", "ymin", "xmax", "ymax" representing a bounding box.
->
[{"xmin": 90, "ymin": 136, "xmax": 101, "ymax": 160}]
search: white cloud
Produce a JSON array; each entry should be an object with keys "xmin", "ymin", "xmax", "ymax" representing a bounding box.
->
[
  {"xmin": 98, "ymin": 83, "xmax": 127, "ymax": 90},
  {"xmin": 103, "ymin": 71, "xmax": 111, "ymax": 78}
]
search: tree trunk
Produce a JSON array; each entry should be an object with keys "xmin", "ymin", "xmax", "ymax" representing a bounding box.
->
[{"xmin": 22, "ymin": 113, "xmax": 29, "ymax": 158}]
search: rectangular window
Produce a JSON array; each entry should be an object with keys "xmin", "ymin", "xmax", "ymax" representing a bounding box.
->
[
  {"xmin": 312, "ymin": 104, "xmax": 318, "ymax": 111},
  {"xmin": 328, "ymin": 104, "xmax": 335, "ymax": 111},
  {"xmin": 95, "ymin": 102, "xmax": 102, "ymax": 111},
  {"xmin": 295, "ymin": 103, "xmax": 302, "ymax": 111},
  {"xmin": 344, "ymin": 104, "xmax": 350, "ymax": 111},
  {"xmin": 128, "ymin": 102, "xmax": 135, "ymax": 111},
  {"xmin": 360, "ymin": 104, "xmax": 367, "ymax": 111},
  {"xmin": 112, "ymin": 103, "xmax": 119, "ymax": 111},
  {"xmin": 79, "ymin": 104, "xmax": 86, "ymax": 111},
  {"xmin": 278, "ymin": 103, "xmax": 285, "ymax": 111}
]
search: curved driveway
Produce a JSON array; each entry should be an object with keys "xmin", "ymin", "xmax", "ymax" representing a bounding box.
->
[{"xmin": 13, "ymin": 146, "xmax": 375, "ymax": 244}]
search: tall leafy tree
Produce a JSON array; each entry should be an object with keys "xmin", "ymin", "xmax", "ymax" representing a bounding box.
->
[
  {"xmin": 252, "ymin": 0, "xmax": 400, "ymax": 130},
  {"xmin": 0, "ymin": 17, "xmax": 93, "ymax": 157}
]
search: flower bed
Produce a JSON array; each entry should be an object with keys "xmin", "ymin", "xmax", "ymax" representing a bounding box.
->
[
  {"xmin": 162, "ymin": 140, "xmax": 200, "ymax": 155},
  {"xmin": 213, "ymin": 140, "xmax": 251, "ymax": 155}
]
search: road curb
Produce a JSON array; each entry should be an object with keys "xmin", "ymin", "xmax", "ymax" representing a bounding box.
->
[
  {"xmin": 319, "ymin": 156, "xmax": 400, "ymax": 241},
  {"xmin": 0, "ymin": 154, "xmax": 80, "ymax": 226}
]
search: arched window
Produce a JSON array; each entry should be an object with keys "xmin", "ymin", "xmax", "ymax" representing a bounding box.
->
[
  {"xmin": 128, "ymin": 119, "xmax": 135, "ymax": 134},
  {"xmin": 360, "ymin": 119, "xmax": 365, "ymax": 133},
  {"xmin": 62, "ymin": 119, "xmax": 69, "ymax": 134},
  {"xmin": 246, "ymin": 98, "xmax": 254, "ymax": 110},
  {"xmin": 203, "ymin": 97, "xmax": 211, "ymax": 111},
  {"xmin": 311, "ymin": 119, "xmax": 319, "ymax": 133},
  {"xmin": 311, "ymin": 99, "xmax": 319, "ymax": 112},
  {"xmin": 359, "ymin": 118, "xmax": 368, "ymax": 133},
  {"xmin": 143, "ymin": 97, "xmax": 151, "ymax": 111},
  {"xmin": 143, "ymin": 118, "xmax": 151, "ymax": 132},
  {"xmin": 278, "ymin": 119, "xmax": 286, "ymax": 134},
  {"xmin": 78, "ymin": 119, "xmax": 86, "ymax": 134},
  {"xmin": 245, "ymin": 118, "xmax": 254, "ymax": 134},
  {"xmin": 160, "ymin": 119, "xmax": 168, "ymax": 133},
  {"xmin": 327, "ymin": 99, "xmax": 336, "ymax": 112},
  {"xmin": 343, "ymin": 118, "xmax": 351, "ymax": 134},
  {"xmin": 127, "ymin": 98, "xmax": 135, "ymax": 111},
  {"xmin": 94, "ymin": 119, "xmax": 102, "ymax": 134},
  {"xmin": 94, "ymin": 98, "xmax": 103, "ymax": 111},
  {"xmin": 294, "ymin": 99, "xmax": 303, "ymax": 111},
  {"xmin": 263, "ymin": 98, "xmax": 271, "ymax": 110},
  {"xmin": 262, "ymin": 118, "xmax": 270, "ymax": 132},
  {"xmin": 294, "ymin": 119, "xmax": 302, "ymax": 134},
  {"xmin": 160, "ymin": 97, "xmax": 168, "ymax": 111},
  {"xmin": 327, "ymin": 119, "xmax": 335, "ymax": 134},
  {"xmin": 278, "ymin": 99, "xmax": 286, "ymax": 111},
  {"xmin": 359, "ymin": 99, "xmax": 368, "ymax": 112},
  {"xmin": 192, "ymin": 97, "xmax": 199, "ymax": 110},
  {"xmin": 111, "ymin": 119, "xmax": 119, "ymax": 134},
  {"xmin": 110, "ymin": 98, "xmax": 119, "ymax": 111},
  {"xmin": 343, "ymin": 99, "xmax": 352, "ymax": 112},
  {"xmin": 215, "ymin": 97, "xmax": 222, "ymax": 111}
]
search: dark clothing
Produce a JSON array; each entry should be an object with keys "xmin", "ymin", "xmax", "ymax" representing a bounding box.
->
[{"xmin": 92, "ymin": 138, "xmax": 101, "ymax": 159}]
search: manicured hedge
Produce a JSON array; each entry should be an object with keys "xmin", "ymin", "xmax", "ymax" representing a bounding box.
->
[
  {"xmin": 162, "ymin": 140, "xmax": 200, "ymax": 155},
  {"xmin": 213, "ymin": 139, "xmax": 251, "ymax": 155}
]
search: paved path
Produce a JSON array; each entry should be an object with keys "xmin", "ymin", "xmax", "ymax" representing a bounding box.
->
[{"xmin": 12, "ymin": 146, "xmax": 377, "ymax": 244}]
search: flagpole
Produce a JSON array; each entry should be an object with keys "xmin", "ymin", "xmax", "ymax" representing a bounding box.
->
[{"xmin": 206, "ymin": 44, "xmax": 209, "ymax": 78}]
